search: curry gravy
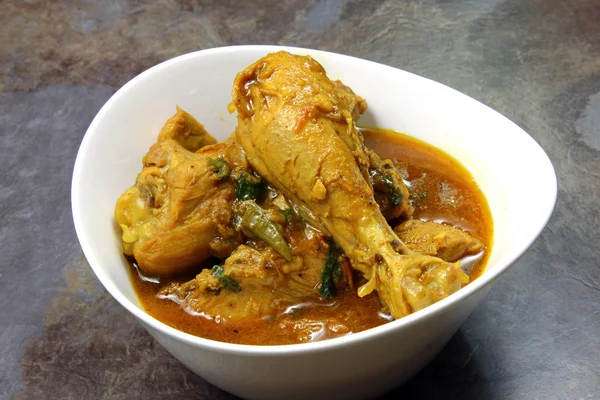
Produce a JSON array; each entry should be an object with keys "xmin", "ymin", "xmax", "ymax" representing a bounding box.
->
[{"xmin": 130, "ymin": 128, "xmax": 493, "ymax": 345}]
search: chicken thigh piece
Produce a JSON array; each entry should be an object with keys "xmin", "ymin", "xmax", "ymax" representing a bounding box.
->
[
  {"xmin": 230, "ymin": 51, "xmax": 460, "ymax": 318},
  {"xmin": 115, "ymin": 137, "xmax": 246, "ymax": 276}
]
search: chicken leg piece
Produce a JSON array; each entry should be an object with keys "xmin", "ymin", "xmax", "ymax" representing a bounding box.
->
[{"xmin": 231, "ymin": 51, "xmax": 463, "ymax": 318}]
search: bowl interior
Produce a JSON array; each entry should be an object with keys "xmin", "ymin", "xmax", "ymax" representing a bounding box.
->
[{"xmin": 72, "ymin": 46, "xmax": 556, "ymax": 347}]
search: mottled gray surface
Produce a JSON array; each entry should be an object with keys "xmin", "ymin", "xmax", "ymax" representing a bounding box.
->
[{"xmin": 1, "ymin": 0, "xmax": 599, "ymax": 399}]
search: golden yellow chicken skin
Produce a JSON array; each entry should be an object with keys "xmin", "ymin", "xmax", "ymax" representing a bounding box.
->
[{"xmin": 230, "ymin": 51, "xmax": 462, "ymax": 318}]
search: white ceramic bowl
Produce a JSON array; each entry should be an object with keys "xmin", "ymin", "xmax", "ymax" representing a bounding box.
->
[{"xmin": 72, "ymin": 45, "xmax": 556, "ymax": 400}]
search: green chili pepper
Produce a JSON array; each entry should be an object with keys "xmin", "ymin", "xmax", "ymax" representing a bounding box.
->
[
  {"xmin": 237, "ymin": 200, "xmax": 292, "ymax": 261},
  {"xmin": 207, "ymin": 157, "xmax": 231, "ymax": 180}
]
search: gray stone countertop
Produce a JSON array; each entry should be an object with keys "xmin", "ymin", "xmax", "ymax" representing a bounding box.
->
[{"xmin": 1, "ymin": 0, "xmax": 599, "ymax": 399}]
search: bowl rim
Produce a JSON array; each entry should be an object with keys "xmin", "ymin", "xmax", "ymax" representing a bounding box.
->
[{"xmin": 71, "ymin": 44, "xmax": 558, "ymax": 356}]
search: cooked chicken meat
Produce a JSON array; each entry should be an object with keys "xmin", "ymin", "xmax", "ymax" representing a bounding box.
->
[
  {"xmin": 394, "ymin": 219, "xmax": 484, "ymax": 262},
  {"xmin": 159, "ymin": 224, "xmax": 330, "ymax": 322},
  {"xmin": 116, "ymin": 52, "xmax": 488, "ymax": 336},
  {"xmin": 157, "ymin": 106, "xmax": 217, "ymax": 152},
  {"xmin": 115, "ymin": 136, "xmax": 246, "ymax": 276},
  {"xmin": 230, "ymin": 51, "xmax": 463, "ymax": 318}
]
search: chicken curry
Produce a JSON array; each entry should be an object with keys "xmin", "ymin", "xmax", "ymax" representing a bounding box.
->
[{"xmin": 115, "ymin": 51, "xmax": 493, "ymax": 345}]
